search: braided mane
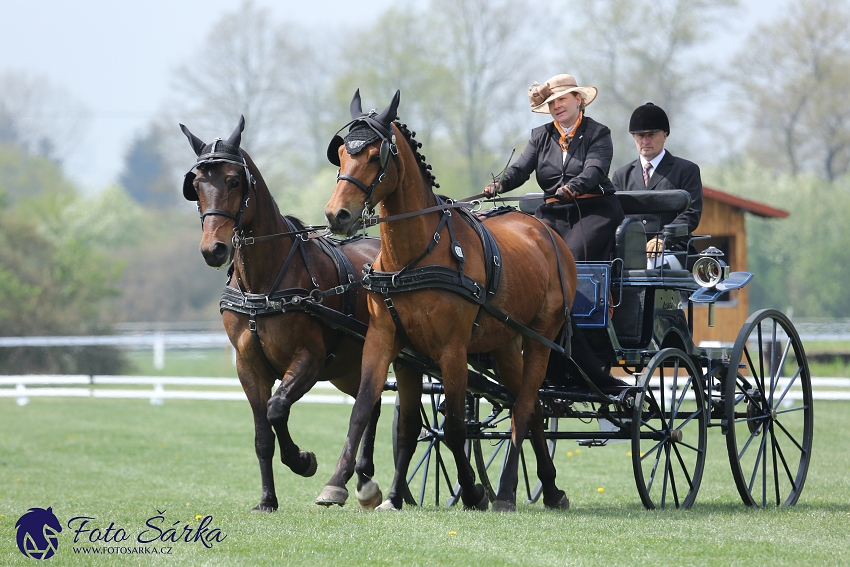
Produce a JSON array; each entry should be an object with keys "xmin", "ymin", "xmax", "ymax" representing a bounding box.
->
[{"xmin": 393, "ymin": 121, "xmax": 440, "ymax": 191}]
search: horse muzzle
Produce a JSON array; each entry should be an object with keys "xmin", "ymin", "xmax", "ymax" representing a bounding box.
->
[
  {"xmin": 325, "ymin": 205, "xmax": 359, "ymax": 237},
  {"xmin": 201, "ymin": 240, "xmax": 233, "ymax": 268}
]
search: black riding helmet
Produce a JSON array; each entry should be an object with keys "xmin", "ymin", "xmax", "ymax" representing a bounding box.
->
[{"xmin": 629, "ymin": 102, "xmax": 670, "ymax": 135}]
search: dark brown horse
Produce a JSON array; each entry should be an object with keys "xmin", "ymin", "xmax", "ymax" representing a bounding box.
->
[
  {"xmin": 321, "ymin": 91, "xmax": 577, "ymax": 511},
  {"xmin": 180, "ymin": 117, "xmax": 383, "ymax": 512}
]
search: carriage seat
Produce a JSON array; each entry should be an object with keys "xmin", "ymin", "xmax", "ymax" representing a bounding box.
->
[{"xmin": 610, "ymin": 191, "xmax": 692, "ymax": 345}]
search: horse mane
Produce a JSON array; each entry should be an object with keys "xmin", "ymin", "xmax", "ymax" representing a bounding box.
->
[{"xmin": 393, "ymin": 121, "xmax": 439, "ymax": 191}]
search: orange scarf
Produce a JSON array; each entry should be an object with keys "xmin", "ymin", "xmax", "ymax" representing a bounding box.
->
[{"xmin": 554, "ymin": 112, "xmax": 583, "ymax": 152}]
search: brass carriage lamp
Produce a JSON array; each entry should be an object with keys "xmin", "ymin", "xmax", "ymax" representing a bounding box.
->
[{"xmin": 692, "ymin": 246, "xmax": 729, "ymax": 327}]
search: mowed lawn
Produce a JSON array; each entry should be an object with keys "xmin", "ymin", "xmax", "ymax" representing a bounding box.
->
[{"xmin": 1, "ymin": 396, "xmax": 848, "ymax": 566}]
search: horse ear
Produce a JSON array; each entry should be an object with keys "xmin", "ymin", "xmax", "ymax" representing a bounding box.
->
[
  {"xmin": 179, "ymin": 123, "xmax": 206, "ymax": 156},
  {"xmin": 349, "ymin": 89, "xmax": 363, "ymax": 119},
  {"xmin": 226, "ymin": 115, "xmax": 245, "ymax": 148},
  {"xmin": 375, "ymin": 90, "xmax": 400, "ymax": 128}
]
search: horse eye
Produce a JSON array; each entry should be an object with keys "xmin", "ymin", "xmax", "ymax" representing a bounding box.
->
[{"xmin": 227, "ymin": 178, "xmax": 240, "ymax": 190}]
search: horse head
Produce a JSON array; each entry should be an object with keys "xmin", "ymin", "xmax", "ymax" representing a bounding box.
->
[
  {"xmin": 180, "ymin": 116, "xmax": 256, "ymax": 268},
  {"xmin": 324, "ymin": 89, "xmax": 404, "ymax": 236}
]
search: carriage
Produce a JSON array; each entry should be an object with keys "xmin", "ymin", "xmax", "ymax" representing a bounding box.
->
[
  {"xmin": 182, "ymin": 96, "xmax": 812, "ymax": 513},
  {"xmin": 385, "ymin": 188, "xmax": 813, "ymax": 510}
]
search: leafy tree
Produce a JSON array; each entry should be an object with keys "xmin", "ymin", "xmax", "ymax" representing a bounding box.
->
[
  {"xmin": 119, "ymin": 124, "xmax": 175, "ymax": 208},
  {"xmin": 705, "ymin": 161, "xmax": 850, "ymax": 317},
  {"xmin": 733, "ymin": 0, "xmax": 850, "ymax": 180},
  {"xmin": 0, "ymin": 149, "xmax": 130, "ymax": 373},
  {"xmin": 563, "ymin": 0, "xmax": 738, "ymax": 168},
  {"xmin": 0, "ymin": 143, "xmax": 76, "ymax": 207},
  {"xmin": 168, "ymin": 1, "xmax": 315, "ymax": 161}
]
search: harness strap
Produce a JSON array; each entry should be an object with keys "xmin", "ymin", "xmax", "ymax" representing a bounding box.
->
[
  {"xmin": 362, "ymin": 201, "xmax": 475, "ymax": 227},
  {"xmin": 481, "ymin": 302, "xmax": 565, "ymax": 354},
  {"xmin": 540, "ymin": 219, "xmax": 573, "ymax": 357}
]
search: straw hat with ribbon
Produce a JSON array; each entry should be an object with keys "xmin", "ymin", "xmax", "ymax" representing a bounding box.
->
[{"xmin": 528, "ymin": 74, "xmax": 598, "ymax": 114}]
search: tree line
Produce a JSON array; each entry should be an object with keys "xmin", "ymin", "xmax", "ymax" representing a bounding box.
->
[{"xmin": 1, "ymin": 0, "xmax": 849, "ymax": 373}]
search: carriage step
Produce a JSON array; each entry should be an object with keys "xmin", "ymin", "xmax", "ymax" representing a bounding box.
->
[{"xmin": 577, "ymin": 439, "xmax": 609, "ymax": 447}]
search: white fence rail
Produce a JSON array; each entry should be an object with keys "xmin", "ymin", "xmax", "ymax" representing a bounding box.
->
[
  {"xmin": 0, "ymin": 375, "xmax": 399, "ymax": 406},
  {"xmin": 1, "ymin": 375, "xmax": 847, "ymax": 406}
]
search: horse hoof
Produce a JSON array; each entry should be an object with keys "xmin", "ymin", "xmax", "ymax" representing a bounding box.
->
[
  {"xmin": 251, "ymin": 503, "xmax": 277, "ymax": 513},
  {"xmin": 544, "ymin": 493, "xmax": 570, "ymax": 510},
  {"xmin": 375, "ymin": 499, "xmax": 400, "ymax": 511},
  {"xmin": 355, "ymin": 480, "xmax": 383, "ymax": 510},
  {"xmin": 315, "ymin": 485, "xmax": 348, "ymax": 506},
  {"xmin": 294, "ymin": 451, "xmax": 318, "ymax": 478},
  {"xmin": 491, "ymin": 499, "xmax": 516, "ymax": 512},
  {"xmin": 462, "ymin": 485, "xmax": 489, "ymax": 511}
]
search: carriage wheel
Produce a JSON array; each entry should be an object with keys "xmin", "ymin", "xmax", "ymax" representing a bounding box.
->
[
  {"xmin": 470, "ymin": 399, "xmax": 557, "ymax": 505},
  {"xmin": 391, "ymin": 380, "xmax": 468, "ymax": 507},
  {"xmin": 724, "ymin": 309, "xmax": 813, "ymax": 507},
  {"xmin": 632, "ymin": 348, "xmax": 707, "ymax": 510}
]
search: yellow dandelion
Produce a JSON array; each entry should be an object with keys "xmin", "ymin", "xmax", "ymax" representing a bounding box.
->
[
  {"xmin": 575, "ymin": 449, "xmax": 581, "ymax": 454},
  {"xmin": 597, "ymin": 487, "xmax": 605, "ymax": 493},
  {"xmin": 195, "ymin": 515, "xmax": 203, "ymax": 520},
  {"xmin": 449, "ymin": 531, "xmax": 457, "ymax": 535},
  {"xmin": 567, "ymin": 451, "xmax": 574, "ymax": 457},
  {"xmin": 627, "ymin": 451, "xmax": 632, "ymax": 457},
  {"xmin": 185, "ymin": 502, "xmax": 191, "ymax": 507}
]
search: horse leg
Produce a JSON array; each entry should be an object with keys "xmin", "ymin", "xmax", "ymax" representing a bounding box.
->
[
  {"xmin": 490, "ymin": 339, "xmax": 566, "ymax": 511},
  {"xmin": 488, "ymin": 340, "xmax": 524, "ymax": 511},
  {"xmin": 376, "ymin": 362, "xmax": 423, "ymax": 510},
  {"xmin": 317, "ymin": 327, "xmax": 397, "ymax": 507},
  {"xmin": 529, "ymin": 398, "xmax": 569, "ymax": 509},
  {"xmin": 440, "ymin": 350, "xmax": 488, "ymax": 511},
  {"xmin": 267, "ymin": 354, "xmax": 322, "ymax": 477},
  {"xmin": 354, "ymin": 400, "xmax": 383, "ymax": 509},
  {"xmin": 239, "ymin": 364, "xmax": 279, "ymax": 513}
]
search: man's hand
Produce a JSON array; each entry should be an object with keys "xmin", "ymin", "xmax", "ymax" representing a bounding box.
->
[
  {"xmin": 483, "ymin": 183, "xmax": 498, "ymax": 198},
  {"xmin": 646, "ymin": 237, "xmax": 664, "ymax": 259}
]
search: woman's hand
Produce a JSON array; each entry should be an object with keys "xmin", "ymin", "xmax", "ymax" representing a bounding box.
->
[
  {"xmin": 555, "ymin": 185, "xmax": 576, "ymax": 202},
  {"xmin": 483, "ymin": 183, "xmax": 498, "ymax": 198}
]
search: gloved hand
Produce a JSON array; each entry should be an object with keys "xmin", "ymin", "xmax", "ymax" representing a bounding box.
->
[{"xmin": 555, "ymin": 185, "xmax": 576, "ymax": 202}]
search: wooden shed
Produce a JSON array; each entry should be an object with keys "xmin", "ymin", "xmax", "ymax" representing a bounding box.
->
[{"xmin": 690, "ymin": 186, "xmax": 789, "ymax": 345}]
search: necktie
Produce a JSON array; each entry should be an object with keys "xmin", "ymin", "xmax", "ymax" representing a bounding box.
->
[{"xmin": 643, "ymin": 162, "xmax": 652, "ymax": 186}]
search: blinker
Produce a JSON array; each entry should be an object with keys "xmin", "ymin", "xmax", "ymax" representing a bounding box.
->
[{"xmin": 183, "ymin": 171, "xmax": 198, "ymax": 201}]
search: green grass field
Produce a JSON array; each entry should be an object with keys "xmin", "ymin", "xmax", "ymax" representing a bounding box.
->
[{"xmin": 2, "ymin": 396, "xmax": 848, "ymax": 566}]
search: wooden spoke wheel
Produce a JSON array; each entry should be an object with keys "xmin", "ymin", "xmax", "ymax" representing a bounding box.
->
[
  {"xmin": 632, "ymin": 348, "xmax": 707, "ymax": 510},
  {"xmin": 724, "ymin": 309, "xmax": 813, "ymax": 507}
]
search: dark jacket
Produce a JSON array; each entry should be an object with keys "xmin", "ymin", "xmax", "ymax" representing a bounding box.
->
[
  {"xmin": 498, "ymin": 115, "xmax": 616, "ymax": 197},
  {"xmin": 611, "ymin": 150, "xmax": 703, "ymax": 236}
]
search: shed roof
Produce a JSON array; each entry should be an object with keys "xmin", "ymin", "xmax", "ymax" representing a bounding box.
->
[{"xmin": 703, "ymin": 186, "xmax": 789, "ymax": 218}]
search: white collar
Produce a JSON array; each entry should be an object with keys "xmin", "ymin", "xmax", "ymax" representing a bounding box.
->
[{"xmin": 640, "ymin": 149, "xmax": 666, "ymax": 170}]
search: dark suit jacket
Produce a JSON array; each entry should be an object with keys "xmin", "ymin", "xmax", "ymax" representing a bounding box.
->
[
  {"xmin": 611, "ymin": 150, "xmax": 703, "ymax": 236},
  {"xmin": 498, "ymin": 115, "xmax": 616, "ymax": 197}
]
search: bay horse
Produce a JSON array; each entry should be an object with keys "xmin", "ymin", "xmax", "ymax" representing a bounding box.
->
[
  {"xmin": 321, "ymin": 90, "xmax": 577, "ymax": 511},
  {"xmin": 180, "ymin": 117, "xmax": 384, "ymax": 512}
]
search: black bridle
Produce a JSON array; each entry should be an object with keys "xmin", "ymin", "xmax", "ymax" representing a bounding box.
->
[
  {"xmin": 330, "ymin": 113, "xmax": 399, "ymax": 217},
  {"xmin": 184, "ymin": 141, "xmax": 256, "ymax": 235}
]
